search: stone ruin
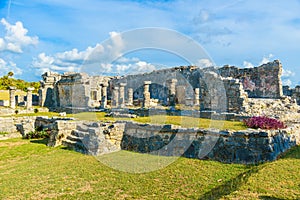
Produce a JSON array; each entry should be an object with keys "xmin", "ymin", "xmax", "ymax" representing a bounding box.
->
[
  {"xmin": 37, "ymin": 59, "xmax": 300, "ymax": 122},
  {"xmin": 2, "ymin": 59, "xmax": 300, "ymax": 164}
]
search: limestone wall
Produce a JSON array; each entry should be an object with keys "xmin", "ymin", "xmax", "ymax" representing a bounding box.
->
[
  {"xmin": 218, "ymin": 60, "xmax": 283, "ymax": 98},
  {"xmin": 110, "ymin": 66, "xmax": 200, "ymax": 106},
  {"xmin": 48, "ymin": 120, "xmax": 300, "ymax": 164},
  {"xmin": 0, "ymin": 116, "xmax": 37, "ymax": 140},
  {"xmin": 283, "ymin": 85, "xmax": 300, "ymax": 105},
  {"xmin": 121, "ymin": 122, "xmax": 299, "ymax": 164}
]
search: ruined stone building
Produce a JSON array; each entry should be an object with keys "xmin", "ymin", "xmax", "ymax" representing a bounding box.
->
[{"xmin": 38, "ymin": 60, "xmax": 285, "ymax": 113}]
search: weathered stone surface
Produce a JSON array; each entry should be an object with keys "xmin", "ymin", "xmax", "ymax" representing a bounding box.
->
[
  {"xmin": 26, "ymin": 87, "xmax": 34, "ymax": 109},
  {"xmin": 37, "ymin": 60, "xmax": 285, "ymax": 115},
  {"xmin": 9, "ymin": 86, "xmax": 16, "ymax": 109},
  {"xmin": 45, "ymin": 120, "xmax": 300, "ymax": 164},
  {"xmin": 219, "ymin": 60, "xmax": 283, "ymax": 98},
  {"xmin": 243, "ymin": 97, "xmax": 300, "ymax": 122}
]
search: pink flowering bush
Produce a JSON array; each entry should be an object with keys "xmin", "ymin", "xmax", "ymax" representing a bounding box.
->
[{"xmin": 243, "ymin": 116, "xmax": 287, "ymax": 130}]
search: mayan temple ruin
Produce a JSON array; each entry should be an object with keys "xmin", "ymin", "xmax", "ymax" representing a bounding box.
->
[
  {"xmin": 1, "ymin": 59, "xmax": 300, "ymax": 164},
  {"xmin": 38, "ymin": 60, "xmax": 284, "ymax": 113}
]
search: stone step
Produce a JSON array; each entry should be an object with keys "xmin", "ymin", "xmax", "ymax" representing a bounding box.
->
[
  {"xmin": 62, "ymin": 139, "xmax": 86, "ymax": 151},
  {"xmin": 76, "ymin": 123, "xmax": 89, "ymax": 132},
  {"xmin": 71, "ymin": 129, "xmax": 88, "ymax": 137},
  {"xmin": 66, "ymin": 134, "xmax": 83, "ymax": 143}
]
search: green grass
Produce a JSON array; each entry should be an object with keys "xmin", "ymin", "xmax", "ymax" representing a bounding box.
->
[
  {"xmin": 14, "ymin": 111, "xmax": 60, "ymax": 118},
  {"xmin": 0, "ymin": 90, "xmax": 27, "ymax": 100},
  {"xmin": 0, "ymin": 139, "xmax": 299, "ymax": 199},
  {"xmin": 0, "ymin": 131, "xmax": 8, "ymax": 135},
  {"xmin": 2, "ymin": 110, "xmax": 246, "ymax": 130},
  {"xmin": 67, "ymin": 112, "xmax": 246, "ymax": 131}
]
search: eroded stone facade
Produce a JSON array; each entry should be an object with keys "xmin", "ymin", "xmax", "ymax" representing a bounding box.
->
[{"xmin": 38, "ymin": 60, "xmax": 286, "ymax": 114}]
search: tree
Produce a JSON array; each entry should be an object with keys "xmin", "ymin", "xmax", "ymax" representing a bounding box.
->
[{"xmin": 7, "ymin": 71, "xmax": 14, "ymax": 77}]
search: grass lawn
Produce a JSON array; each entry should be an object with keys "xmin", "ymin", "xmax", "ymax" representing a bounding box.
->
[
  {"xmin": 16, "ymin": 111, "xmax": 245, "ymax": 130},
  {"xmin": 0, "ymin": 90, "xmax": 27, "ymax": 100},
  {"xmin": 67, "ymin": 112, "xmax": 247, "ymax": 131},
  {"xmin": 0, "ymin": 138, "xmax": 299, "ymax": 199}
]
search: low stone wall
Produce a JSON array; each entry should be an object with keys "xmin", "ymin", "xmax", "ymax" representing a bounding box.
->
[
  {"xmin": 2, "ymin": 115, "xmax": 299, "ymax": 164},
  {"xmin": 0, "ymin": 116, "xmax": 75, "ymax": 141},
  {"xmin": 0, "ymin": 116, "xmax": 36, "ymax": 140},
  {"xmin": 121, "ymin": 122, "xmax": 299, "ymax": 164},
  {"xmin": 53, "ymin": 120, "xmax": 300, "ymax": 164},
  {"xmin": 244, "ymin": 97, "xmax": 300, "ymax": 122},
  {"xmin": 33, "ymin": 117, "xmax": 77, "ymax": 147}
]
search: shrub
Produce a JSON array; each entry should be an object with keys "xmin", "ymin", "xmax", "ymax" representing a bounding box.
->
[
  {"xmin": 34, "ymin": 108, "xmax": 39, "ymax": 113},
  {"xmin": 15, "ymin": 110, "xmax": 19, "ymax": 114},
  {"xmin": 243, "ymin": 116, "xmax": 286, "ymax": 130},
  {"xmin": 24, "ymin": 129, "xmax": 50, "ymax": 139}
]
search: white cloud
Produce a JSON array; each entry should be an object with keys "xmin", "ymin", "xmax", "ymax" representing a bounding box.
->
[
  {"xmin": 196, "ymin": 59, "xmax": 214, "ymax": 68},
  {"xmin": 243, "ymin": 61, "xmax": 254, "ymax": 68},
  {"xmin": 0, "ymin": 18, "xmax": 38, "ymax": 53},
  {"xmin": 0, "ymin": 58, "xmax": 22, "ymax": 76},
  {"xmin": 282, "ymin": 79, "xmax": 292, "ymax": 86},
  {"xmin": 193, "ymin": 9, "xmax": 210, "ymax": 24},
  {"xmin": 282, "ymin": 68, "xmax": 295, "ymax": 77},
  {"xmin": 132, "ymin": 61, "xmax": 156, "ymax": 73},
  {"xmin": 259, "ymin": 54, "xmax": 274, "ymax": 65},
  {"xmin": 31, "ymin": 31, "xmax": 156, "ymax": 76},
  {"xmin": 243, "ymin": 54, "xmax": 274, "ymax": 69}
]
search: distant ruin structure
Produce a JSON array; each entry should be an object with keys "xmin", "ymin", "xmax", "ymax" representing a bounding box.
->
[{"xmin": 37, "ymin": 60, "xmax": 292, "ymax": 114}]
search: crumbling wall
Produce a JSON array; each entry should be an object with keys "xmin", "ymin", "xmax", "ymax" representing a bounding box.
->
[
  {"xmin": 38, "ymin": 60, "xmax": 283, "ymax": 113},
  {"xmin": 283, "ymin": 85, "xmax": 300, "ymax": 105},
  {"xmin": 218, "ymin": 60, "xmax": 283, "ymax": 98},
  {"xmin": 39, "ymin": 71, "xmax": 61, "ymax": 107},
  {"xmin": 58, "ymin": 121, "xmax": 300, "ymax": 164},
  {"xmin": 110, "ymin": 66, "xmax": 200, "ymax": 105}
]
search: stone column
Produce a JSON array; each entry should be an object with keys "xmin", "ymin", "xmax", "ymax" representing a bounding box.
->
[
  {"xmin": 119, "ymin": 83, "xmax": 126, "ymax": 108},
  {"xmin": 112, "ymin": 86, "xmax": 119, "ymax": 108},
  {"xmin": 9, "ymin": 86, "xmax": 16, "ymax": 109},
  {"xmin": 194, "ymin": 88, "xmax": 200, "ymax": 105},
  {"xmin": 100, "ymin": 83, "xmax": 108, "ymax": 109},
  {"xmin": 168, "ymin": 79, "xmax": 177, "ymax": 106},
  {"xmin": 26, "ymin": 87, "xmax": 34, "ymax": 109},
  {"xmin": 97, "ymin": 85, "xmax": 102, "ymax": 102},
  {"xmin": 127, "ymin": 88, "xmax": 133, "ymax": 106},
  {"xmin": 143, "ymin": 81, "xmax": 151, "ymax": 108}
]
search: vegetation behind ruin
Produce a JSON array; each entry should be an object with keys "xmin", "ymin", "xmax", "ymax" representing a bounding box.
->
[{"xmin": 0, "ymin": 72, "xmax": 40, "ymax": 93}]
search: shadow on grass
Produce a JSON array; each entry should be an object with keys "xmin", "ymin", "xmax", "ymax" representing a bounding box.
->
[
  {"xmin": 29, "ymin": 138, "xmax": 49, "ymax": 145},
  {"xmin": 259, "ymin": 196, "xmax": 286, "ymax": 200},
  {"xmin": 198, "ymin": 165, "xmax": 261, "ymax": 200},
  {"xmin": 279, "ymin": 145, "xmax": 300, "ymax": 160}
]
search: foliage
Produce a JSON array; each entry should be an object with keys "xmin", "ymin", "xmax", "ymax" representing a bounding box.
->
[
  {"xmin": 0, "ymin": 72, "xmax": 40, "ymax": 93},
  {"xmin": 23, "ymin": 129, "xmax": 50, "ymax": 139},
  {"xmin": 243, "ymin": 116, "xmax": 287, "ymax": 130}
]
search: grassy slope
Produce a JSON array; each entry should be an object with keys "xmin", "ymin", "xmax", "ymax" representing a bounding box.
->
[{"xmin": 0, "ymin": 139, "xmax": 299, "ymax": 199}]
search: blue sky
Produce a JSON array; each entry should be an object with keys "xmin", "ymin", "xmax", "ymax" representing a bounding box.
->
[{"xmin": 0, "ymin": 0, "xmax": 300, "ymax": 86}]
